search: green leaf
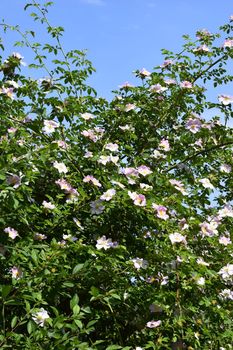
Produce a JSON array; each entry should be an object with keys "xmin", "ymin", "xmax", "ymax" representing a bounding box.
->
[
  {"xmin": 2, "ymin": 285, "xmax": 12, "ymax": 298},
  {"xmin": 11, "ymin": 315, "xmax": 18, "ymax": 328},
  {"xmin": 73, "ymin": 304, "xmax": 80, "ymax": 315},
  {"xmin": 72, "ymin": 263, "xmax": 84, "ymax": 274}
]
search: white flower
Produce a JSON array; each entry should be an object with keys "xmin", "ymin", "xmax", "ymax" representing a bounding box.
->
[
  {"xmin": 199, "ymin": 178, "xmax": 214, "ymax": 189},
  {"xmin": 137, "ymin": 165, "xmax": 152, "ymax": 176},
  {"xmin": 105, "ymin": 143, "xmax": 119, "ymax": 152},
  {"xmin": 196, "ymin": 277, "xmax": 205, "ymax": 286},
  {"xmin": 42, "ymin": 201, "xmax": 56, "ymax": 210},
  {"xmin": 100, "ymin": 189, "xmax": 116, "ymax": 201},
  {"xmin": 53, "ymin": 161, "xmax": 68, "ymax": 174},
  {"xmin": 96, "ymin": 236, "xmax": 115, "ymax": 250},
  {"xmin": 219, "ymin": 264, "xmax": 233, "ymax": 281},
  {"xmin": 43, "ymin": 120, "xmax": 59, "ymax": 133},
  {"xmin": 220, "ymin": 164, "xmax": 231, "ymax": 173},
  {"xmin": 4, "ymin": 227, "xmax": 19, "ymax": 239},
  {"xmin": 218, "ymin": 94, "xmax": 233, "ymax": 105},
  {"xmin": 169, "ymin": 232, "xmax": 186, "ymax": 244},
  {"xmin": 80, "ymin": 112, "xmax": 95, "ymax": 120},
  {"xmin": 10, "ymin": 266, "xmax": 23, "ymax": 279},
  {"xmin": 124, "ymin": 103, "xmax": 136, "ymax": 112},
  {"xmin": 146, "ymin": 320, "xmax": 161, "ymax": 328},
  {"xmin": 219, "ymin": 236, "xmax": 231, "ymax": 246},
  {"xmin": 219, "ymin": 289, "xmax": 233, "ymax": 300},
  {"xmin": 131, "ymin": 258, "xmax": 148, "ymax": 270},
  {"xmin": 196, "ymin": 258, "xmax": 210, "ymax": 266},
  {"xmin": 149, "ymin": 84, "xmax": 167, "ymax": 93},
  {"xmin": 32, "ymin": 308, "xmax": 50, "ymax": 327},
  {"xmin": 218, "ymin": 205, "xmax": 233, "ymax": 218}
]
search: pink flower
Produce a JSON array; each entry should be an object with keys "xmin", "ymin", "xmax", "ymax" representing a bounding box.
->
[
  {"xmin": 186, "ymin": 118, "xmax": 202, "ymax": 133},
  {"xmin": 160, "ymin": 59, "xmax": 173, "ymax": 68},
  {"xmin": 119, "ymin": 81, "xmax": 134, "ymax": 89},
  {"xmin": 149, "ymin": 84, "xmax": 168, "ymax": 93},
  {"xmin": 83, "ymin": 175, "xmax": 102, "ymax": 187},
  {"xmin": 199, "ymin": 178, "xmax": 214, "ymax": 189},
  {"xmin": 137, "ymin": 165, "xmax": 152, "ymax": 176},
  {"xmin": 146, "ymin": 320, "xmax": 161, "ymax": 328},
  {"xmin": 152, "ymin": 204, "xmax": 169, "ymax": 220},
  {"xmin": 169, "ymin": 179, "xmax": 188, "ymax": 195},
  {"xmin": 223, "ymin": 39, "xmax": 233, "ymax": 48},
  {"xmin": 124, "ymin": 103, "xmax": 137, "ymax": 112},
  {"xmin": 43, "ymin": 120, "xmax": 59, "ymax": 133},
  {"xmin": 164, "ymin": 78, "xmax": 176, "ymax": 85},
  {"xmin": 122, "ymin": 167, "xmax": 139, "ymax": 177},
  {"xmin": 218, "ymin": 205, "xmax": 233, "ymax": 218},
  {"xmin": 105, "ymin": 143, "xmax": 119, "ymax": 152},
  {"xmin": 10, "ymin": 266, "xmax": 23, "ymax": 279},
  {"xmin": 56, "ymin": 179, "xmax": 73, "ymax": 192},
  {"xmin": 218, "ymin": 94, "xmax": 233, "ymax": 105},
  {"xmin": 139, "ymin": 68, "xmax": 151, "ymax": 77},
  {"xmin": 80, "ymin": 112, "xmax": 95, "ymax": 120},
  {"xmin": 0, "ymin": 87, "xmax": 15, "ymax": 99},
  {"xmin": 220, "ymin": 164, "xmax": 232, "ymax": 173},
  {"xmin": 53, "ymin": 161, "xmax": 68, "ymax": 174},
  {"xmin": 169, "ymin": 232, "xmax": 186, "ymax": 244},
  {"xmin": 128, "ymin": 191, "xmax": 146, "ymax": 206},
  {"xmin": 180, "ymin": 81, "xmax": 193, "ymax": 89},
  {"xmin": 199, "ymin": 221, "xmax": 218, "ymax": 237},
  {"xmin": 4, "ymin": 227, "xmax": 19, "ymax": 239},
  {"xmin": 219, "ymin": 236, "xmax": 231, "ymax": 246},
  {"xmin": 158, "ymin": 139, "xmax": 170, "ymax": 151},
  {"xmin": 100, "ymin": 189, "xmax": 116, "ymax": 201},
  {"xmin": 193, "ymin": 44, "xmax": 210, "ymax": 53}
]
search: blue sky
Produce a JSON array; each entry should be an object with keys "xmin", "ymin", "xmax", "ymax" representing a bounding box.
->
[{"xmin": 0, "ymin": 0, "xmax": 232, "ymax": 99}]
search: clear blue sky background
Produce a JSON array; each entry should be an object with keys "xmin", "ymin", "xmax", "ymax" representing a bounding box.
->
[{"xmin": 0, "ymin": 0, "xmax": 232, "ymax": 100}]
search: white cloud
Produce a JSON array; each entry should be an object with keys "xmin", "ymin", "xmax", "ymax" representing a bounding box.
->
[{"xmin": 81, "ymin": 0, "xmax": 105, "ymax": 5}]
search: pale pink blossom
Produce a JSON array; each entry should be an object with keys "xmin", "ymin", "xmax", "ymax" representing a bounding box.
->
[
  {"xmin": 200, "ymin": 221, "xmax": 218, "ymax": 237},
  {"xmin": 180, "ymin": 81, "xmax": 193, "ymax": 89},
  {"xmin": 146, "ymin": 320, "xmax": 161, "ymax": 328},
  {"xmin": 105, "ymin": 143, "xmax": 119, "ymax": 152},
  {"xmin": 55, "ymin": 179, "xmax": 73, "ymax": 193},
  {"xmin": 218, "ymin": 94, "xmax": 233, "ymax": 105},
  {"xmin": 169, "ymin": 232, "xmax": 186, "ymax": 244},
  {"xmin": 80, "ymin": 112, "xmax": 95, "ymax": 120},
  {"xmin": 158, "ymin": 139, "xmax": 170, "ymax": 151},
  {"xmin": 128, "ymin": 191, "xmax": 146, "ymax": 206},
  {"xmin": 160, "ymin": 59, "xmax": 173, "ymax": 68},
  {"xmin": 10, "ymin": 266, "xmax": 23, "ymax": 279},
  {"xmin": 122, "ymin": 167, "xmax": 139, "ymax": 177},
  {"xmin": 151, "ymin": 150, "xmax": 166, "ymax": 158},
  {"xmin": 149, "ymin": 84, "xmax": 168, "ymax": 93},
  {"xmin": 169, "ymin": 179, "xmax": 188, "ymax": 195},
  {"xmin": 34, "ymin": 233, "xmax": 47, "ymax": 241},
  {"xmin": 42, "ymin": 201, "xmax": 56, "ymax": 210},
  {"xmin": 43, "ymin": 120, "xmax": 59, "ymax": 133},
  {"xmin": 0, "ymin": 87, "xmax": 14, "ymax": 99},
  {"xmin": 139, "ymin": 68, "xmax": 151, "ymax": 77},
  {"xmin": 193, "ymin": 44, "xmax": 210, "ymax": 53},
  {"xmin": 186, "ymin": 118, "xmax": 202, "ymax": 133},
  {"xmin": 4, "ymin": 227, "xmax": 19, "ymax": 239},
  {"xmin": 84, "ymin": 151, "xmax": 93, "ymax": 158},
  {"xmin": 164, "ymin": 78, "xmax": 176, "ymax": 85},
  {"xmin": 219, "ymin": 236, "xmax": 231, "ymax": 246},
  {"xmin": 220, "ymin": 164, "xmax": 232, "ymax": 173},
  {"xmin": 83, "ymin": 175, "xmax": 102, "ymax": 187},
  {"xmin": 8, "ymin": 127, "xmax": 17, "ymax": 133},
  {"xmin": 124, "ymin": 103, "xmax": 136, "ymax": 112},
  {"xmin": 152, "ymin": 204, "xmax": 169, "ymax": 220},
  {"xmin": 219, "ymin": 264, "xmax": 233, "ymax": 281},
  {"xmin": 223, "ymin": 39, "xmax": 233, "ymax": 48},
  {"xmin": 137, "ymin": 165, "xmax": 152, "ymax": 176},
  {"xmin": 218, "ymin": 205, "xmax": 233, "ymax": 218},
  {"xmin": 100, "ymin": 189, "xmax": 116, "ymax": 201},
  {"xmin": 140, "ymin": 183, "xmax": 153, "ymax": 191},
  {"xmin": 219, "ymin": 289, "xmax": 233, "ymax": 300},
  {"xmin": 81, "ymin": 129, "xmax": 98, "ymax": 142},
  {"xmin": 119, "ymin": 81, "xmax": 134, "ymax": 89}
]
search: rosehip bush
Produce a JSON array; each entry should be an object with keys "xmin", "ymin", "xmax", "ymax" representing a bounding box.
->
[{"xmin": 0, "ymin": 2, "xmax": 233, "ymax": 349}]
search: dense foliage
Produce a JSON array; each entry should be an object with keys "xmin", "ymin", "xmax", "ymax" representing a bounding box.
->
[{"xmin": 0, "ymin": 2, "xmax": 233, "ymax": 349}]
